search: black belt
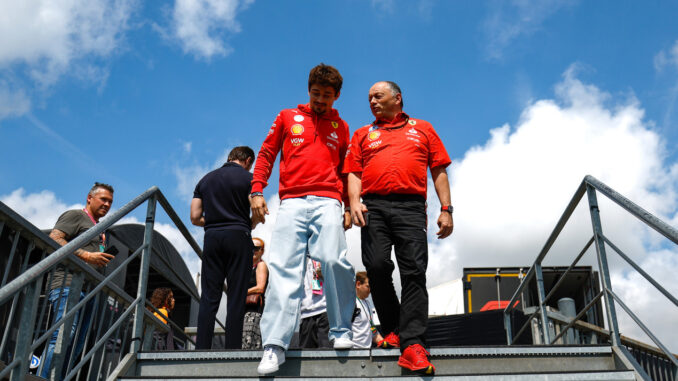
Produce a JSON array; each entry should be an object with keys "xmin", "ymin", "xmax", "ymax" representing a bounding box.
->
[{"xmin": 362, "ymin": 193, "xmax": 425, "ymax": 203}]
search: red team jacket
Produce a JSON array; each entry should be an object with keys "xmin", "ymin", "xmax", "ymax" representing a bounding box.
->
[
  {"xmin": 343, "ymin": 112, "xmax": 451, "ymax": 198},
  {"xmin": 251, "ymin": 103, "xmax": 350, "ymax": 203}
]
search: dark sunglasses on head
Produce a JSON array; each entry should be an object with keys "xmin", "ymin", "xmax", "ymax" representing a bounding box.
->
[{"xmin": 253, "ymin": 246, "xmax": 264, "ymax": 251}]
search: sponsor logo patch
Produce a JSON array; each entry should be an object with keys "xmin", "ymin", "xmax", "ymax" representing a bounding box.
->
[
  {"xmin": 294, "ymin": 115, "xmax": 304, "ymax": 122},
  {"xmin": 267, "ymin": 128, "xmax": 274, "ymax": 135},
  {"xmin": 408, "ymin": 120, "xmax": 417, "ymax": 126},
  {"xmin": 330, "ymin": 131, "xmax": 339, "ymax": 139},
  {"xmin": 368, "ymin": 131, "xmax": 381, "ymax": 141},
  {"xmin": 327, "ymin": 142, "xmax": 336, "ymax": 150},
  {"xmin": 331, "ymin": 121, "xmax": 339, "ymax": 129},
  {"xmin": 291, "ymin": 124, "xmax": 304, "ymax": 135},
  {"xmin": 291, "ymin": 137, "xmax": 304, "ymax": 146},
  {"xmin": 368, "ymin": 140, "xmax": 382, "ymax": 149},
  {"xmin": 408, "ymin": 127, "xmax": 418, "ymax": 134}
]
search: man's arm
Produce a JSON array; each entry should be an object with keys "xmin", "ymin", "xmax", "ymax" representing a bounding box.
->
[
  {"xmin": 431, "ymin": 165, "xmax": 453, "ymax": 239},
  {"xmin": 250, "ymin": 113, "xmax": 286, "ymax": 227},
  {"xmin": 348, "ymin": 172, "xmax": 369, "ymax": 227},
  {"xmin": 190, "ymin": 198, "xmax": 205, "ymax": 227},
  {"xmin": 49, "ymin": 229, "xmax": 114, "ymax": 268},
  {"xmin": 247, "ymin": 261, "xmax": 269, "ymax": 295}
]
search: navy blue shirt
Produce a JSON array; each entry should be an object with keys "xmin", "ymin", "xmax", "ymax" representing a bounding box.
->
[{"xmin": 193, "ymin": 162, "xmax": 253, "ymax": 231}]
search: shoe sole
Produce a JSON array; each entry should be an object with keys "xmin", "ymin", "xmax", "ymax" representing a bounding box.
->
[{"xmin": 397, "ymin": 359, "xmax": 435, "ymax": 375}]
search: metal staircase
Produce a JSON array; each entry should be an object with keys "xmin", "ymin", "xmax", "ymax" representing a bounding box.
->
[
  {"xmin": 113, "ymin": 346, "xmax": 638, "ymax": 380},
  {"xmin": 1, "ymin": 176, "xmax": 676, "ymax": 380}
]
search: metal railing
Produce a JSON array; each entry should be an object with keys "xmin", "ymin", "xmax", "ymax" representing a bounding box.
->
[
  {"xmin": 504, "ymin": 175, "xmax": 678, "ymax": 380},
  {"xmin": 0, "ymin": 186, "xmax": 221, "ymax": 380}
]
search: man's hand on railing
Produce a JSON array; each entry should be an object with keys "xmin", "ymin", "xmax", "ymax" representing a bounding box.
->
[{"xmin": 77, "ymin": 250, "xmax": 115, "ymax": 268}]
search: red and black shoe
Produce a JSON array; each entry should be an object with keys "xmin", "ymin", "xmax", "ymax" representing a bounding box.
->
[
  {"xmin": 377, "ymin": 332, "xmax": 400, "ymax": 348},
  {"xmin": 398, "ymin": 344, "xmax": 435, "ymax": 375}
]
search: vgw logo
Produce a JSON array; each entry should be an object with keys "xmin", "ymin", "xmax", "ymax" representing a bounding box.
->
[{"xmin": 291, "ymin": 138, "xmax": 304, "ymax": 146}]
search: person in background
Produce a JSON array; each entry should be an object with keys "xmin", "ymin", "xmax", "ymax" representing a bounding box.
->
[
  {"xmin": 299, "ymin": 256, "xmax": 330, "ymax": 348},
  {"xmin": 242, "ymin": 237, "xmax": 269, "ymax": 349},
  {"xmin": 150, "ymin": 287, "xmax": 175, "ymax": 350},
  {"xmin": 191, "ymin": 146, "xmax": 255, "ymax": 349},
  {"xmin": 41, "ymin": 182, "xmax": 115, "ymax": 380},
  {"xmin": 351, "ymin": 271, "xmax": 383, "ymax": 348}
]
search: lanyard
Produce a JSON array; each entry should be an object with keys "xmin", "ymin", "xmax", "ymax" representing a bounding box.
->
[
  {"xmin": 83, "ymin": 208, "xmax": 106, "ymax": 252},
  {"xmin": 357, "ymin": 297, "xmax": 374, "ymax": 326}
]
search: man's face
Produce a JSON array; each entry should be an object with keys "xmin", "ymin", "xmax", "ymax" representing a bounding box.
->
[
  {"xmin": 369, "ymin": 82, "xmax": 401, "ymax": 121},
  {"xmin": 309, "ymin": 84, "xmax": 339, "ymax": 115},
  {"xmin": 87, "ymin": 189, "xmax": 113, "ymax": 221},
  {"xmin": 356, "ymin": 279, "xmax": 371, "ymax": 299}
]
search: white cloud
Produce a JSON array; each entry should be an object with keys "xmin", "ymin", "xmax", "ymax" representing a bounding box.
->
[
  {"xmin": 169, "ymin": 0, "xmax": 253, "ymax": 60},
  {"xmin": 654, "ymin": 40, "xmax": 678, "ymax": 72},
  {"xmin": 0, "ymin": 0, "xmax": 136, "ymax": 120},
  {"xmin": 173, "ymin": 147, "xmax": 233, "ymax": 200},
  {"xmin": 0, "ymin": 80, "xmax": 31, "ymax": 120},
  {"xmin": 482, "ymin": 0, "xmax": 575, "ymax": 60},
  {"xmin": 0, "ymin": 188, "xmax": 84, "ymax": 229},
  {"xmin": 0, "ymin": 0, "xmax": 136, "ymax": 86},
  {"xmin": 424, "ymin": 65, "xmax": 678, "ymax": 350}
]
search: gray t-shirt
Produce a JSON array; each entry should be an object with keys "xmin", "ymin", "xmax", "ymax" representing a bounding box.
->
[{"xmin": 50, "ymin": 209, "xmax": 102, "ymax": 290}]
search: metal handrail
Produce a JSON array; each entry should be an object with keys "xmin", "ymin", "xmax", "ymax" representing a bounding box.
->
[
  {"xmin": 0, "ymin": 186, "xmax": 221, "ymax": 380},
  {"xmin": 503, "ymin": 175, "xmax": 678, "ymax": 379}
]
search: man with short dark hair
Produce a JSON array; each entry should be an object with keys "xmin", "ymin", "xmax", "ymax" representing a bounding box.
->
[
  {"xmin": 250, "ymin": 63, "xmax": 355, "ymax": 375},
  {"xmin": 42, "ymin": 182, "xmax": 115, "ymax": 379},
  {"xmin": 191, "ymin": 146, "xmax": 255, "ymax": 349},
  {"xmin": 345, "ymin": 81, "xmax": 453, "ymax": 375}
]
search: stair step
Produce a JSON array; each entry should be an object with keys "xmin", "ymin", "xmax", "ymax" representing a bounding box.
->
[
  {"xmin": 127, "ymin": 346, "xmax": 624, "ymax": 379},
  {"xmin": 119, "ymin": 370, "xmax": 637, "ymax": 380}
]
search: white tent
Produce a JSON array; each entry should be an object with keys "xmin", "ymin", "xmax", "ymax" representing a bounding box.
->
[{"xmin": 428, "ymin": 278, "xmax": 465, "ymax": 316}]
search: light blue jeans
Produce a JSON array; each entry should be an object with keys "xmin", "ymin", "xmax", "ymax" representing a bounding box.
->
[{"xmin": 260, "ymin": 196, "xmax": 355, "ymax": 350}]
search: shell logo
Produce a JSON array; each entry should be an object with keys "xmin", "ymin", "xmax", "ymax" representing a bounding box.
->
[
  {"xmin": 368, "ymin": 131, "xmax": 381, "ymax": 141},
  {"xmin": 331, "ymin": 121, "xmax": 339, "ymax": 129},
  {"xmin": 408, "ymin": 119, "xmax": 417, "ymax": 126},
  {"xmin": 291, "ymin": 124, "xmax": 304, "ymax": 135}
]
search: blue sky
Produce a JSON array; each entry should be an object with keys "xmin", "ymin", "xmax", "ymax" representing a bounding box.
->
[{"xmin": 1, "ymin": 1, "xmax": 678, "ymax": 349}]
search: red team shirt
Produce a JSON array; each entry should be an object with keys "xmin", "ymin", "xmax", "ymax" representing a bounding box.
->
[
  {"xmin": 343, "ymin": 112, "xmax": 451, "ymax": 198},
  {"xmin": 251, "ymin": 103, "xmax": 350, "ymax": 203}
]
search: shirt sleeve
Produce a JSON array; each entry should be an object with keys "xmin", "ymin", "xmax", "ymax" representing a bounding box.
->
[
  {"xmin": 53, "ymin": 210, "xmax": 85, "ymax": 241},
  {"xmin": 342, "ymin": 129, "xmax": 365, "ymax": 174},
  {"xmin": 193, "ymin": 178, "xmax": 203, "ymax": 199},
  {"xmin": 251, "ymin": 112, "xmax": 286, "ymax": 194},
  {"xmin": 337, "ymin": 120, "xmax": 351, "ymax": 204},
  {"xmin": 426, "ymin": 124, "xmax": 452, "ymax": 169}
]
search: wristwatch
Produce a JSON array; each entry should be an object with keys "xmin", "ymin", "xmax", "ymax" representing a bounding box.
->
[
  {"xmin": 440, "ymin": 205, "xmax": 454, "ymax": 214},
  {"xmin": 250, "ymin": 192, "xmax": 264, "ymax": 198}
]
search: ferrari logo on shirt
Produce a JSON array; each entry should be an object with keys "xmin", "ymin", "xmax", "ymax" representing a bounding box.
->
[
  {"xmin": 408, "ymin": 120, "xmax": 417, "ymax": 126},
  {"xmin": 291, "ymin": 124, "xmax": 304, "ymax": 135},
  {"xmin": 368, "ymin": 131, "xmax": 381, "ymax": 141},
  {"xmin": 331, "ymin": 121, "xmax": 339, "ymax": 129}
]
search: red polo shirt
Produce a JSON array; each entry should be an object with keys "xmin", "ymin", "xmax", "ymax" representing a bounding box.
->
[{"xmin": 343, "ymin": 112, "xmax": 451, "ymax": 197}]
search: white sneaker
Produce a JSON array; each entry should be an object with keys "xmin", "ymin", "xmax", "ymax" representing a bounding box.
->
[
  {"xmin": 257, "ymin": 345, "xmax": 285, "ymax": 375},
  {"xmin": 333, "ymin": 337, "xmax": 354, "ymax": 349}
]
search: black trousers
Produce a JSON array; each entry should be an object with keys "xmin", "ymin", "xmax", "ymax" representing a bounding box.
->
[
  {"xmin": 197, "ymin": 228, "xmax": 253, "ymax": 349},
  {"xmin": 299, "ymin": 312, "xmax": 331, "ymax": 348},
  {"xmin": 361, "ymin": 195, "xmax": 428, "ymax": 350}
]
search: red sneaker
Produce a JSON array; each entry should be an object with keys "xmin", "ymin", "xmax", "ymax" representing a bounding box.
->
[
  {"xmin": 377, "ymin": 332, "xmax": 400, "ymax": 348},
  {"xmin": 398, "ymin": 344, "xmax": 435, "ymax": 375}
]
